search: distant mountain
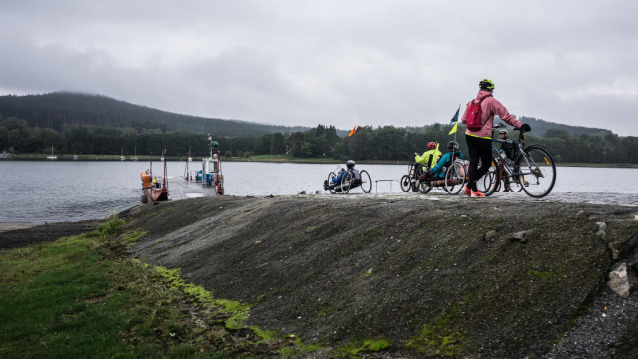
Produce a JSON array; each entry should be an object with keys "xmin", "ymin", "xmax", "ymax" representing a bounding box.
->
[
  {"xmin": 0, "ymin": 92, "xmax": 312, "ymax": 137},
  {"xmin": 406, "ymin": 115, "xmax": 613, "ymax": 138},
  {"xmin": 513, "ymin": 116, "xmax": 612, "ymax": 137}
]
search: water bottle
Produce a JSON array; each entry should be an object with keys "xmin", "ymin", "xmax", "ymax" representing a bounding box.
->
[{"xmin": 499, "ymin": 150, "xmax": 507, "ymax": 161}]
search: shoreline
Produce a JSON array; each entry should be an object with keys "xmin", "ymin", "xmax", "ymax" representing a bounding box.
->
[
  {"xmin": 1, "ymin": 154, "xmax": 637, "ymax": 168},
  {"xmin": 0, "ymin": 223, "xmax": 37, "ymax": 233}
]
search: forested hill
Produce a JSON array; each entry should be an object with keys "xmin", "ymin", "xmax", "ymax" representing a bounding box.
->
[
  {"xmin": 407, "ymin": 116, "xmax": 613, "ymax": 138},
  {"xmin": 517, "ymin": 116, "xmax": 612, "ymax": 137},
  {"xmin": 0, "ymin": 92, "xmax": 311, "ymax": 137}
]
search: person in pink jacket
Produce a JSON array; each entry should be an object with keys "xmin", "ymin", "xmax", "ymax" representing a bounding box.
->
[{"xmin": 460, "ymin": 79, "xmax": 528, "ymax": 197}]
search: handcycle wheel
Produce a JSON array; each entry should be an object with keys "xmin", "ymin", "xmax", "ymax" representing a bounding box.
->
[
  {"xmin": 418, "ymin": 180, "xmax": 432, "ymax": 194},
  {"xmin": 476, "ymin": 159, "xmax": 499, "ymax": 196},
  {"xmin": 400, "ymin": 175, "xmax": 411, "ymax": 192},
  {"xmin": 444, "ymin": 162, "xmax": 466, "ymax": 194},
  {"xmin": 518, "ymin": 147, "xmax": 556, "ymax": 198},
  {"xmin": 340, "ymin": 171, "xmax": 353, "ymax": 194},
  {"xmin": 360, "ymin": 170, "xmax": 372, "ymax": 193},
  {"xmin": 327, "ymin": 172, "xmax": 337, "ymax": 194},
  {"xmin": 414, "ymin": 165, "xmax": 426, "ymax": 182}
]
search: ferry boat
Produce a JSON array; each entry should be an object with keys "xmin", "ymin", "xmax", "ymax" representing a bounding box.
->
[
  {"xmin": 196, "ymin": 137, "xmax": 224, "ymax": 195},
  {"xmin": 141, "ymin": 149, "xmax": 168, "ymax": 203}
]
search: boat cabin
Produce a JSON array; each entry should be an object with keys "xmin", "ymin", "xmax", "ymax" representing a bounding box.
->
[{"xmin": 198, "ymin": 154, "xmax": 220, "ymax": 185}]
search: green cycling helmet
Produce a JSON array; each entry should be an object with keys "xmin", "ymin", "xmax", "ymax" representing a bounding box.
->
[{"xmin": 479, "ymin": 79, "xmax": 495, "ymax": 91}]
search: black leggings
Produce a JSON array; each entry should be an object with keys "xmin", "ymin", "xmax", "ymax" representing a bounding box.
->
[{"xmin": 465, "ymin": 134, "xmax": 492, "ymax": 191}]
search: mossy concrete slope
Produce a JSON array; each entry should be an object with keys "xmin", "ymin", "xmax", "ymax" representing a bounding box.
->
[{"xmin": 124, "ymin": 195, "xmax": 638, "ymax": 357}]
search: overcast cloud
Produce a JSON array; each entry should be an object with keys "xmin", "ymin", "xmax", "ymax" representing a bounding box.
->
[{"xmin": 1, "ymin": 1, "xmax": 637, "ymax": 136}]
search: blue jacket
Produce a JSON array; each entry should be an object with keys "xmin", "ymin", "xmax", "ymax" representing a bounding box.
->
[
  {"xmin": 332, "ymin": 170, "xmax": 346, "ymax": 184},
  {"xmin": 430, "ymin": 151, "xmax": 464, "ymax": 178}
]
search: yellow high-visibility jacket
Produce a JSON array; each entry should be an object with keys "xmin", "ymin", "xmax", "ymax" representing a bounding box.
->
[{"xmin": 415, "ymin": 149, "xmax": 442, "ymax": 168}]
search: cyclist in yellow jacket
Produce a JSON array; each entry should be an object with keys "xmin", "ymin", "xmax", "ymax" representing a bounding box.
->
[{"xmin": 415, "ymin": 142, "xmax": 442, "ymax": 169}]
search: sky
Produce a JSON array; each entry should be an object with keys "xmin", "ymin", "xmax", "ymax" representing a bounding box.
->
[{"xmin": 1, "ymin": 1, "xmax": 637, "ymax": 136}]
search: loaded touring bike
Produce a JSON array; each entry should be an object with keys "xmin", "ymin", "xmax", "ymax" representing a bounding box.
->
[{"xmin": 477, "ymin": 123, "xmax": 556, "ymax": 198}]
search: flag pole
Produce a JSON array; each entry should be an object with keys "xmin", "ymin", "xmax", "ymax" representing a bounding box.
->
[{"xmin": 454, "ymin": 104, "xmax": 460, "ymax": 145}]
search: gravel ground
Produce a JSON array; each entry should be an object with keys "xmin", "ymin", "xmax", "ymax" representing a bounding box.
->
[
  {"xmin": 124, "ymin": 194, "xmax": 638, "ymax": 358},
  {"xmin": 544, "ymin": 258, "xmax": 638, "ymax": 359},
  {"xmin": 0, "ymin": 220, "xmax": 102, "ymax": 250}
]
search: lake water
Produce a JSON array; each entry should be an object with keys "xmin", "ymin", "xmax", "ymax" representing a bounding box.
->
[{"xmin": 1, "ymin": 161, "xmax": 637, "ymax": 224}]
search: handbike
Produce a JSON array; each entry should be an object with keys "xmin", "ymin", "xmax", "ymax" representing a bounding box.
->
[
  {"xmin": 400, "ymin": 160, "xmax": 426, "ymax": 192},
  {"xmin": 415, "ymin": 158, "xmax": 467, "ymax": 195},
  {"xmin": 326, "ymin": 165, "xmax": 372, "ymax": 194}
]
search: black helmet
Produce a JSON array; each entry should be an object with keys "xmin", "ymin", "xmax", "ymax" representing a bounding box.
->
[
  {"xmin": 448, "ymin": 141, "xmax": 460, "ymax": 151},
  {"xmin": 498, "ymin": 129, "xmax": 508, "ymax": 135},
  {"xmin": 346, "ymin": 160, "xmax": 356, "ymax": 169}
]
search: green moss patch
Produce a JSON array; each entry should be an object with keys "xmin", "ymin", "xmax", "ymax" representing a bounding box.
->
[
  {"xmin": 406, "ymin": 316, "xmax": 464, "ymax": 357},
  {"xmin": 338, "ymin": 338, "xmax": 391, "ymax": 357}
]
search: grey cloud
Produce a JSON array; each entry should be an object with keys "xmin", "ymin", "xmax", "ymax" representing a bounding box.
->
[{"xmin": 0, "ymin": 1, "xmax": 637, "ymax": 135}]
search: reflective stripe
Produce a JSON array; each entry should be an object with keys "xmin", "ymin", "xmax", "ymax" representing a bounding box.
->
[{"xmin": 465, "ymin": 133, "xmax": 491, "ymax": 139}]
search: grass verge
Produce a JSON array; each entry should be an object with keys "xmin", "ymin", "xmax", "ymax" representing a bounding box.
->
[{"xmin": 0, "ymin": 216, "xmax": 314, "ymax": 358}]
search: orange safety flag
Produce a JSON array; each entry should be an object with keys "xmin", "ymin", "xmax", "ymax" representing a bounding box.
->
[{"xmin": 349, "ymin": 126, "xmax": 357, "ymax": 137}]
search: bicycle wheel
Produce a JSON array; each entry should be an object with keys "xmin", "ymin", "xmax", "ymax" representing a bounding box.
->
[
  {"xmin": 476, "ymin": 159, "xmax": 499, "ymax": 196},
  {"xmin": 502, "ymin": 171, "xmax": 524, "ymax": 192},
  {"xmin": 418, "ymin": 180, "xmax": 432, "ymax": 194},
  {"xmin": 360, "ymin": 170, "xmax": 372, "ymax": 193},
  {"xmin": 444, "ymin": 162, "xmax": 466, "ymax": 194},
  {"xmin": 517, "ymin": 147, "xmax": 556, "ymax": 198},
  {"xmin": 400, "ymin": 175, "xmax": 412, "ymax": 192},
  {"xmin": 340, "ymin": 171, "xmax": 353, "ymax": 194},
  {"xmin": 327, "ymin": 172, "xmax": 337, "ymax": 194}
]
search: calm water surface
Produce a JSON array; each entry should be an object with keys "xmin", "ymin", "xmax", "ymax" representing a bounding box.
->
[{"xmin": 1, "ymin": 161, "xmax": 637, "ymax": 224}]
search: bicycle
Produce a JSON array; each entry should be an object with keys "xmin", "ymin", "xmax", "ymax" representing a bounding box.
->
[
  {"xmin": 400, "ymin": 160, "xmax": 427, "ymax": 192},
  {"xmin": 326, "ymin": 165, "xmax": 372, "ymax": 194},
  {"xmin": 479, "ymin": 123, "xmax": 557, "ymax": 198}
]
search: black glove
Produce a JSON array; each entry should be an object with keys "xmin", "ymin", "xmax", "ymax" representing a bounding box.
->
[{"xmin": 518, "ymin": 123, "xmax": 531, "ymax": 132}]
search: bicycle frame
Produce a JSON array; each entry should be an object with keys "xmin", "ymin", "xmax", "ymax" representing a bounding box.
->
[
  {"xmin": 406, "ymin": 161, "xmax": 416, "ymax": 179},
  {"xmin": 490, "ymin": 131, "xmax": 545, "ymax": 179}
]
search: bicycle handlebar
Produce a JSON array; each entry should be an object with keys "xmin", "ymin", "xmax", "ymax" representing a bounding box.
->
[{"xmin": 491, "ymin": 138, "xmax": 513, "ymax": 144}]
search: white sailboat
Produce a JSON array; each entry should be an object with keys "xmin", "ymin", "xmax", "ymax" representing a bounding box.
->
[
  {"xmin": 133, "ymin": 146, "xmax": 138, "ymax": 161},
  {"xmin": 47, "ymin": 146, "xmax": 57, "ymax": 160},
  {"xmin": 120, "ymin": 147, "xmax": 125, "ymax": 161}
]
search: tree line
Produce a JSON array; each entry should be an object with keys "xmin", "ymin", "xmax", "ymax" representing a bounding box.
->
[
  {"xmin": 0, "ymin": 92, "xmax": 314, "ymax": 137},
  {"xmin": 1, "ymin": 117, "xmax": 637, "ymax": 164}
]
